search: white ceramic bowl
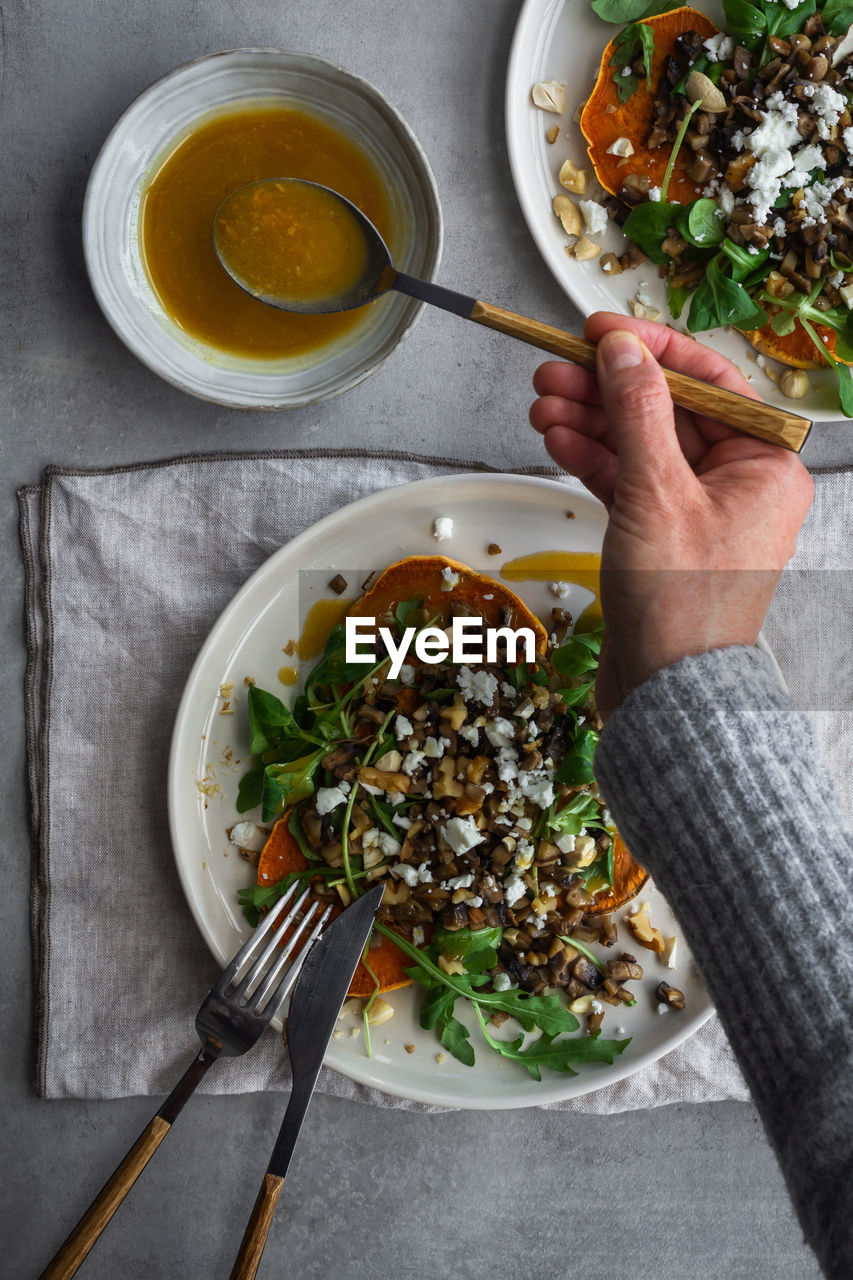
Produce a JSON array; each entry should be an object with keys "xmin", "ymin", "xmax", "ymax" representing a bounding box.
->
[{"xmin": 83, "ymin": 49, "xmax": 443, "ymax": 408}]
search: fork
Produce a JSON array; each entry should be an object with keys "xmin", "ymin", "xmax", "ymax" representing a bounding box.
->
[{"xmin": 40, "ymin": 883, "xmax": 333, "ymax": 1280}]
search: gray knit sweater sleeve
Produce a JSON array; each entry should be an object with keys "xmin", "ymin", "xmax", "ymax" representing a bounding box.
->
[{"xmin": 594, "ymin": 646, "xmax": 853, "ymax": 1280}]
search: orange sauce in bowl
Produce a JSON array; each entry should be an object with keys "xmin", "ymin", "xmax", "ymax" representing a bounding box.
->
[
  {"xmin": 217, "ymin": 180, "xmax": 372, "ymax": 305},
  {"xmin": 140, "ymin": 103, "xmax": 391, "ymax": 359}
]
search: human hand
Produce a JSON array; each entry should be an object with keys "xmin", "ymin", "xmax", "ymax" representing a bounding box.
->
[{"xmin": 529, "ymin": 312, "xmax": 814, "ymax": 719}]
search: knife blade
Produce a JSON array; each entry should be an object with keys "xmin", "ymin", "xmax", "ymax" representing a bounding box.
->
[{"xmin": 230, "ymin": 882, "xmax": 385, "ymax": 1280}]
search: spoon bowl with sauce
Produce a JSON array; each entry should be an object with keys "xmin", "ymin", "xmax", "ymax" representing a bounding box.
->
[{"xmin": 214, "ymin": 178, "xmax": 811, "ymax": 452}]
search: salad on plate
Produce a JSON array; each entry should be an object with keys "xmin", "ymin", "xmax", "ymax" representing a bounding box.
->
[
  {"xmin": 535, "ymin": 0, "xmax": 853, "ymax": 414},
  {"xmin": 228, "ymin": 553, "xmax": 685, "ymax": 1081}
]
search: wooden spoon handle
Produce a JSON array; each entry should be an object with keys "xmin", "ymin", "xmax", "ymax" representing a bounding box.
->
[
  {"xmin": 229, "ymin": 1173, "xmax": 285, "ymax": 1280},
  {"xmin": 39, "ymin": 1117, "xmax": 171, "ymax": 1280},
  {"xmin": 471, "ymin": 300, "xmax": 811, "ymax": 452}
]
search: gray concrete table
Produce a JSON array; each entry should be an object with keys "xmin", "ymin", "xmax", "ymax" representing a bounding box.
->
[{"xmin": 0, "ymin": 1, "xmax": 830, "ymax": 1276}]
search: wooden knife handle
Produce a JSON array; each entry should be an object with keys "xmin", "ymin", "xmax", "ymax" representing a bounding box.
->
[
  {"xmin": 39, "ymin": 1116, "xmax": 171, "ymax": 1280},
  {"xmin": 470, "ymin": 300, "xmax": 811, "ymax": 453},
  {"xmin": 230, "ymin": 1173, "xmax": 285, "ymax": 1280}
]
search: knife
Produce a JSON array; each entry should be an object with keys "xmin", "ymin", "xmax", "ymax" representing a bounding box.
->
[{"xmin": 229, "ymin": 882, "xmax": 385, "ymax": 1280}]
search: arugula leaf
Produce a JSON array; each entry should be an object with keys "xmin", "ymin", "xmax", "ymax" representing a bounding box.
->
[
  {"xmin": 555, "ymin": 725, "xmax": 599, "ymax": 786},
  {"xmin": 557, "ymin": 679, "xmax": 595, "ymax": 708},
  {"xmin": 548, "ymin": 792, "xmax": 605, "ymax": 837},
  {"xmin": 429, "ymin": 925, "xmax": 502, "ymax": 971},
  {"xmin": 551, "ymin": 627, "xmax": 603, "ymax": 679},
  {"xmin": 261, "ymin": 752, "xmax": 323, "ymax": 822},
  {"xmin": 394, "ymin": 597, "xmax": 422, "ymax": 630},
  {"xmin": 236, "ymin": 761, "xmax": 265, "ymax": 813},
  {"xmin": 667, "ymin": 278, "xmax": 692, "ymax": 320},
  {"xmin": 767, "ymin": 0, "xmax": 816, "ymax": 39},
  {"xmin": 675, "ymin": 198, "xmax": 725, "ymax": 250},
  {"xmin": 609, "ymin": 21, "xmax": 655, "ymax": 103},
  {"xmin": 304, "ymin": 624, "xmax": 377, "ymax": 698},
  {"xmin": 687, "ymin": 253, "xmax": 769, "ymax": 334},
  {"xmin": 622, "ymin": 201, "xmax": 679, "ymax": 265},
  {"xmin": 721, "ymin": 0, "xmax": 767, "ymax": 50},
  {"xmin": 475, "ymin": 1011, "xmax": 630, "ymax": 1082},
  {"xmin": 822, "ymin": 0, "xmax": 853, "ymax": 36},
  {"xmin": 592, "ymin": 0, "xmax": 678, "ymax": 22}
]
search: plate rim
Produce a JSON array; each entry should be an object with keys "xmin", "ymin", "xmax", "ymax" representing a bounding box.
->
[{"xmin": 167, "ymin": 470, "xmax": 716, "ymax": 1109}]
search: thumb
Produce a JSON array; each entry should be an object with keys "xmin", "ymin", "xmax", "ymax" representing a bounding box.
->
[{"xmin": 596, "ymin": 330, "xmax": 690, "ymax": 486}]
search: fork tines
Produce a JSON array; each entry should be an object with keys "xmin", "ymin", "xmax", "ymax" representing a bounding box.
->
[{"xmin": 218, "ymin": 886, "xmax": 333, "ymax": 1017}]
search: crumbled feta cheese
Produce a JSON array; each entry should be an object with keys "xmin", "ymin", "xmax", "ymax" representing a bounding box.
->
[
  {"xmin": 390, "ymin": 862, "xmax": 419, "ymax": 886},
  {"xmin": 441, "ymin": 816, "xmax": 486, "ymax": 856},
  {"xmin": 579, "ymin": 199, "xmax": 609, "ymax": 237},
  {"xmin": 556, "ymin": 832, "xmax": 576, "ymax": 854},
  {"xmin": 516, "ymin": 771, "xmax": 555, "ymax": 809},
  {"xmin": 811, "ymin": 82, "xmax": 846, "ymax": 139},
  {"xmin": 458, "ymin": 724, "xmax": 479, "ymax": 746},
  {"xmin": 514, "ymin": 838, "xmax": 535, "ymax": 872},
  {"xmin": 830, "ymin": 269, "xmax": 845, "ymax": 288},
  {"xmin": 549, "ymin": 580, "xmax": 572, "ymax": 599},
  {"xmin": 484, "ymin": 717, "xmax": 516, "ymax": 749},
  {"xmin": 501, "ymin": 681, "xmax": 517, "ymax": 699},
  {"xmin": 591, "ymin": 999, "xmax": 604, "ymax": 1014},
  {"xmin": 398, "ymin": 664, "xmax": 414, "ymax": 686},
  {"xmin": 395, "ymin": 714, "xmax": 414, "ymax": 740},
  {"xmin": 718, "ymin": 185, "xmax": 735, "ymax": 216},
  {"xmin": 392, "ymin": 812, "xmax": 412, "ymax": 829},
  {"xmin": 315, "ymin": 784, "xmax": 351, "ymax": 815},
  {"xmin": 444, "ymin": 871, "xmax": 475, "ymax": 890},
  {"xmin": 515, "ymin": 816, "xmax": 533, "ymax": 832},
  {"xmin": 648, "ymin": 185, "xmax": 661, "ymax": 202},
  {"xmin": 440, "ymin": 566, "xmax": 460, "ymax": 590},
  {"xmin": 416, "ymin": 861, "xmax": 434, "ymax": 884},
  {"xmin": 526, "ymin": 721, "xmax": 539, "ymax": 738},
  {"xmin": 702, "ymin": 32, "xmax": 734, "ymax": 62},
  {"xmin": 495, "ymin": 746, "xmax": 520, "ymax": 782},
  {"xmin": 503, "ymin": 873, "xmax": 528, "ymax": 906},
  {"xmin": 492, "ymin": 972, "xmax": 515, "ymax": 991},
  {"xmin": 365, "ymin": 828, "xmax": 402, "ymax": 859},
  {"xmin": 402, "ymin": 749, "xmax": 426, "ymax": 775},
  {"xmin": 457, "ymin": 666, "xmax": 498, "ymax": 705},
  {"xmin": 423, "ymin": 735, "xmax": 448, "ymax": 758},
  {"xmin": 772, "ymin": 216, "xmax": 786, "ymax": 237},
  {"xmin": 845, "ymin": 127, "xmax": 853, "ymax": 152},
  {"xmin": 412, "ymin": 925, "xmax": 425, "ymax": 946},
  {"xmin": 657, "ymin": 1002, "xmax": 670, "ymax": 1015},
  {"xmin": 229, "ymin": 821, "xmax": 267, "ymax": 853},
  {"xmin": 432, "ymin": 515, "xmax": 453, "ymax": 541},
  {"xmin": 465, "ymin": 895, "xmax": 483, "ymax": 907},
  {"xmin": 606, "ymin": 136, "xmax": 634, "ymax": 157},
  {"xmin": 636, "ymin": 280, "xmax": 652, "ymax": 308}
]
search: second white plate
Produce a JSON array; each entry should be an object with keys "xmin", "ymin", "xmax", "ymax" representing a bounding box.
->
[{"xmin": 505, "ymin": 0, "xmax": 844, "ymax": 423}]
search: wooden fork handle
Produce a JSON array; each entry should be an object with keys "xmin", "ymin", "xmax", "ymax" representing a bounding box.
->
[
  {"xmin": 39, "ymin": 1116, "xmax": 171, "ymax": 1279},
  {"xmin": 230, "ymin": 1173, "xmax": 285, "ymax": 1280},
  {"xmin": 471, "ymin": 301, "xmax": 812, "ymax": 452}
]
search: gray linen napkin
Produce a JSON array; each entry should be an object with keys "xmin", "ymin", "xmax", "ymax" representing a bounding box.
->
[{"xmin": 19, "ymin": 451, "xmax": 853, "ymax": 1109}]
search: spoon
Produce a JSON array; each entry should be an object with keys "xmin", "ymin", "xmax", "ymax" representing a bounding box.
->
[{"xmin": 214, "ymin": 178, "xmax": 811, "ymax": 452}]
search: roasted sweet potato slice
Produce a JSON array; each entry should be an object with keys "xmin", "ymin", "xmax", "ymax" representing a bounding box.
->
[
  {"xmin": 580, "ymin": 7, "xmax": 718, "ymax": 204},
  {"xmin": 744, "ymin": 319, "xmax": 852, "ymax": 370},
  {"xmin": 348, "ymin": 555, "xmax": 548, "ymax": 653},
  {"xmin": 256, "ymin": 817, "xmax": 412, "ymax": 996},
  {"xmin": 583, "ymin": 834, "xmax": 648, "ymax": 915}
]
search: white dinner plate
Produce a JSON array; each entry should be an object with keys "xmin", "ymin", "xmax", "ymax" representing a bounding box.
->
[
  {"xmin": 168, "ymin": 473, "xmax": 713, "ymax": 1108},
  {"xmin": 505, "ymin": 0, "xmax": 845, "ymax": 423}
]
